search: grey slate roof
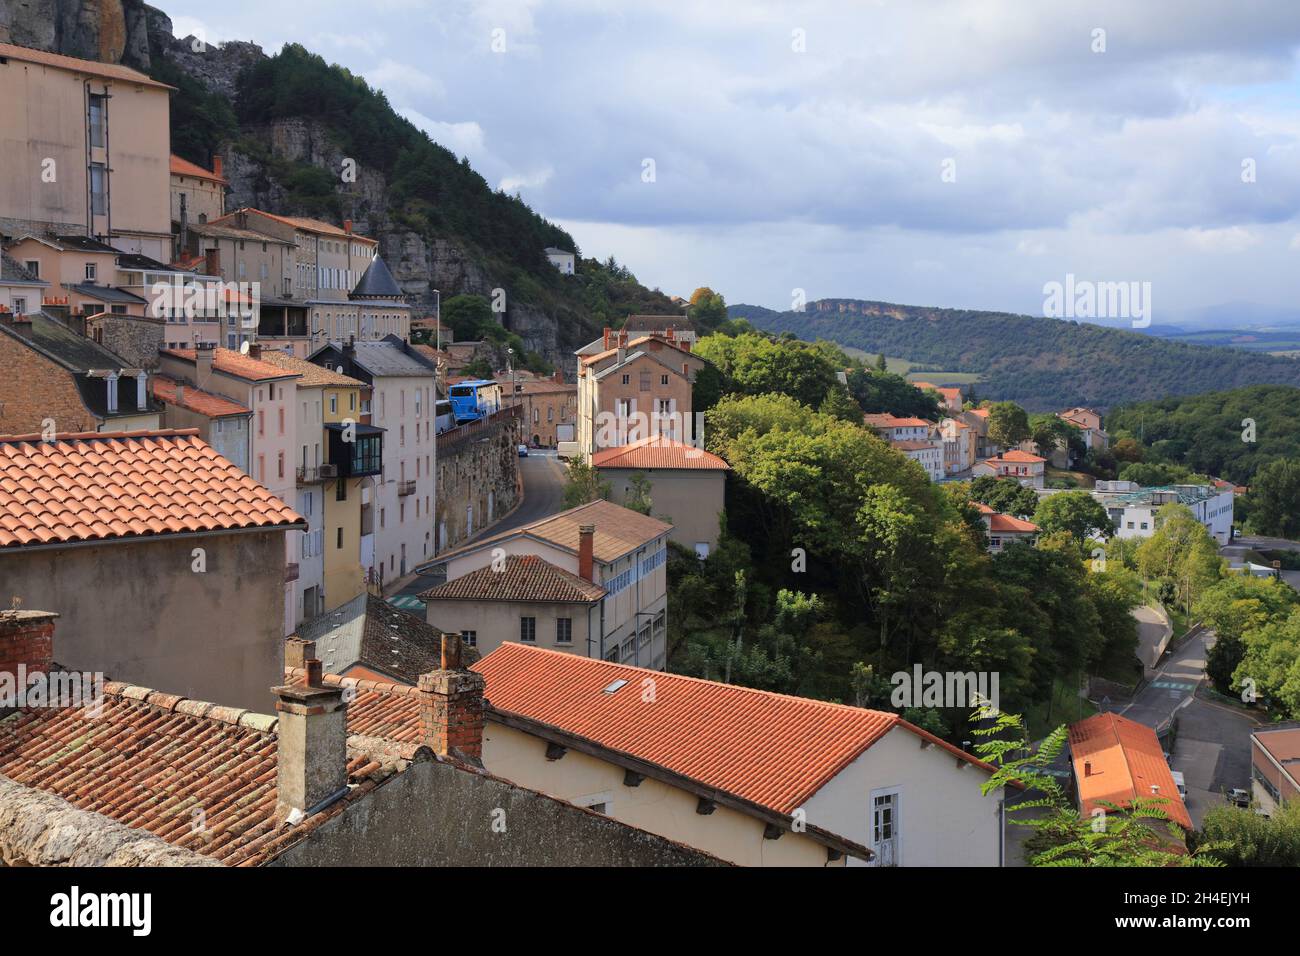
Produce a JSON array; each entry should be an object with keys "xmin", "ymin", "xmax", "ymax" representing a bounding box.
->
[
  {"xmin": 340, "ymin": 340, "xmax": 433, "ymax": 377},
  {"xmin": 296, "ymin": 592, "xmax": 466, "ymax": 684},
  {"xmin": 62, "ymin": 283, "xmax": 149, "ymax": 304},
  {"xmin": 0, "ymin": 254, "xmax": 45, "ymax": 285},
  {"xmin": 349, "ymin": 256, "xmax": 403, "ymax": 299}
]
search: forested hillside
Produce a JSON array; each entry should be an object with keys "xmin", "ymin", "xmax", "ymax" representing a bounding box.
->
[
  {"xmin": 1106, "ymin": 385, "xmax": 1300, "ymax": 485},
  {"xmin": 731, "ymin": 299, "xmax": 1300, "ymax": 410}
]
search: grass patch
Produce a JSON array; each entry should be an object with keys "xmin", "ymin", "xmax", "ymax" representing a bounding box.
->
[
  {"xmin": 1024, "ymin": 675, "xmax": 1096, "ymax": 740},
  {"xmin": 840, "ymin": 347, "xmax": 915, "ymax": 374}
]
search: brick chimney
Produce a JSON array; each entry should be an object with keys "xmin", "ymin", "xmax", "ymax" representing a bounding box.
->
[
  {"xmin": 0, "ymin": 608, "xmax": 57, "ymax": 690},
  {"xmin": 273, "ymin": 639, "xmax": 349, "ymax": 821},
  {"xmin": 578, "ymin": 524, "xmax": 595, "ymax": 582},
  {"xmin": 602, "ymin": 327, "xmax": 611, "ymax": 350},
  {"xmin": 248, "ymin": 343, "xmax": 262, "ymax": 361},
  {"xmin": 344, "ymin": 219, "xmax": 353, "ymax": 235},
  {"xmin": 212, "ymin": 155, "xmax": 223, "ymax": 179},
  {"xmin": 204, "ymin": 247, "xmax": 220, "ymax": 278},
  {"xmin": 417, "ymin": 634, "xmax": 485, "ymax": 761}
]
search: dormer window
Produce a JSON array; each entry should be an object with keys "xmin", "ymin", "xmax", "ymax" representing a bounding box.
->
[{"xmin": 85, "ymin": 263, "xmax": 97, "ymax": 281}]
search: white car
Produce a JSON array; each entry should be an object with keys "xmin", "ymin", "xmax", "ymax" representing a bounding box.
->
[
  {"xmin": 517, "ymin": 444, "xmax": 529, "ymax": 457},
  {"xmin": 1170, "ymin": 770, "xmax": 1187, "ymax": 799}
]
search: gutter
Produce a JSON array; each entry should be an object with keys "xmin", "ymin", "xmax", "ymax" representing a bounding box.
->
[{"xmin": 0, "ymin": 521, "xmax": 308, "ymax": 556}]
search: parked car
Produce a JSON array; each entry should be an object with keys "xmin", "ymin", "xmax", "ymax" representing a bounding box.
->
[
  {"xmin": 518, "ymin": 444, "xmax": 529, "ymax": 457},
  {"xmin": 1171, "ymin": 771, "xmax": 1187, "ymax": 799},
  {"xmin": 1226, "ymin": 788, "xmax": 1250, "ymax": 808}
]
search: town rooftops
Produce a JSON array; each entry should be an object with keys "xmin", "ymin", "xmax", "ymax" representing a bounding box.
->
[
  {"xmin": 1068, "ymin": 712, "xmax": 1192, "ymax": 829},
  {"xmin": 151, "ymin": 374, "xmax": 252, "ymax": 419},
  {"xmin": 0, "ymin": 41, "xmax": 175, "ymax": 90},
  {"xmin": 622, "ymin": 314, "xmax": 695, "ymax": 334},
  {"xmin": 114, "ymin": 252, "xmax": 181, "ymax": 274},
  {"xmin": 0, "ymin": 676, "xmax": 423, "ymax": 866},
  {"xmin": 62, "ymin": 283, "xmax": 148, "ymax": 304},
  {"xmin": 591, "ymin": 436, "xmax": 728, "ymax": 471},
  {"xmin": 257, "ymin": 349, "xmax": 366, "ymax": 388},
  {"xmin": 0, "ymin": 310, "xmax": 137, "ymax": 374},
  {"xmin": 214, "ymin": 208, "xmax": 378, "ymax": 244},
  {"xmin": 864, "ymin": 413, "xmax": 931, "ymax": 429},
  {"xmin": 0, "ymin": 429, "xmax": 304, "ymax": 550},
  {"xmin": 170, "ymin": 153, "xmax": 228, "ymax": 184},
  {"xmin": 296, "ymin": 593, "xmax": 450, "ymax": 685},
  {"xmin": 162, "ymin": 346, "xmax": 300, "ymax": 383},
  {"xmin": 312, "ymin": 339, "xmax": 433, "ymax": 378},
  {"xmin": 474, "ymin": 643, "xmax": 998, "ymax": 817},
  {"xmin": 581, "ymin": 334, "xmax": 697, "ymax": 368},
  {"xmin": 421, "ymin": 554, "xmax": 607, "ymax": 605},
  {"xmin": 431, "ymin": 498, "xmax": 672, "ymax": 569},
  {"xmin": 890, "ymin": 439, "xmax": 939, "ymax": 452}
]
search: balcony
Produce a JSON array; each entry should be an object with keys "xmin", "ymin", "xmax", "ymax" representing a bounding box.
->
[
  {"xmin": 296, "ymin": 464, "xmax": 337, "ymax": 486},
  {"xmin": 397, "ymin": 479, "xmax": 417, "ymax": 497}
]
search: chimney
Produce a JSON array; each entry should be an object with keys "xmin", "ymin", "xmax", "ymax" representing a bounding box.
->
[
  {"xmin": 212, "ymin": 155, "xmax": 223, "ymax": 179},
  {"xmin": 681, "ymin": 339, "xmax": 691, "ymax": 353},
  {"xmin": 248, "ymin": 343, "xmax": 262, "ymax": 361},
  {"xmin": 195, "ymin": 344, "xmax": 214, "ymax": 382},
  {"xmin": 618, "ymin": 329, "xmax": 628, "ymax": 349},
  {"xmin": 578, "ymin": 524, "xmax": 595, "ymax": 582},
  {"xmin": 1084, "ymin": 761, "xmax": 1091, "ymax": 777},
  {"xmin": 602, "ymin": 326, "xmax": 611, "ymax": 350},
  {"xmin": 344, "ymin": 219, "xmax": 353, "ymax": 235},
  {"xmin": 0, "ymin": 609, "xmax": 57, "ymax": 711},
  {"xmin": 345, "ymin": 334, "xmax": 356, "ymax": 355},
  {"xmin": 272, "ymin": 639, "xmax": 349, "ymax": 821},
  {"xmin": 204, "ymin": 247, "xmax": 220, "ymax": 278},
  {"xmin": 417, "ymin": 634, "xmax": 486, "ymax": 761}
]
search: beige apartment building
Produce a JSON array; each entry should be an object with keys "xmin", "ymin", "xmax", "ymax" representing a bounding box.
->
[
  {"xmin": 170, "ymin": 154, "xmax": 227, "ymax": 233},
  {"xmin": 431, "ymin": 499, "xmax": 672, "ymax": 669},
  {"xmin": 0, "ymin": 42, "xmax": 172, "ymax": 261},
  {"xmin": 498, "ymin": 374, "xmax": 577, "ymax": 447},
  {"xmin": 576, "ymin": 329, "xmax": 706, "ymax": 458}
]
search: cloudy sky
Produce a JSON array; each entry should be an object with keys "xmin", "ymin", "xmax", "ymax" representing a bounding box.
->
[{"xmin": 164, "ymin": 0, "xmax": 1300, "ymax": 324}]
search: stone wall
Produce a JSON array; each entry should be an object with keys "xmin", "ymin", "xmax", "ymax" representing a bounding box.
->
[
  {"xmin": 91, "ymin": 313, "xmax": 165, "ymax": 370},
  {"xmin": 270, "ymin": 754, "xmax": 725, "ymax": 867},
  {"xmin": 0, "ymin": 324, "xmax": 100, "ymax": 434},
  {"xmin": 435, "ymin": 408, "xmax": 521, "ymax": 552}
]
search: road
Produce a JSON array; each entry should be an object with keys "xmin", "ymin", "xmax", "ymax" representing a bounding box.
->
[
  {"xmin": 387, "ymin": 449, "xmax": 568, "ymax": 610},
  {"xmin": 1120, "ymin": 627, "xmax": 1259, "ymax": 828}
]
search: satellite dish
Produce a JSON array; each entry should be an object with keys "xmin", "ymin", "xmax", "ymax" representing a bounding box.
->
[
  {"xmin": 337, "ymin": 366, "xmax": 345, "ymax": 374},
  {"xmin": 240, "ymin": 341, "xmax": 250, "ymax": 355}
]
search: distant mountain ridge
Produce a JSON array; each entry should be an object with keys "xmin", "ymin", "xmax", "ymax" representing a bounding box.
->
[{"xmin": 729, "ymin": 298, "xmax": 1300, "ymax": 411}]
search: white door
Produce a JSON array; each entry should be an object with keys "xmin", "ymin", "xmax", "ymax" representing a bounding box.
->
[{"xmin": 870, "ymin": 789, "xmax": 900, "ymax": 866}]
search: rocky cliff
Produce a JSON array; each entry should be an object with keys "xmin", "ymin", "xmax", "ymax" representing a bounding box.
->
[{"xmin": 1, "ymin": 0, "xmax": 619, "ymax": 371}]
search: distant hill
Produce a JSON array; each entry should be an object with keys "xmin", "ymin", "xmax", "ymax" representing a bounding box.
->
[{"xmin": 730, "ymin": 298, "xmax": 1300, "ymax": 411}]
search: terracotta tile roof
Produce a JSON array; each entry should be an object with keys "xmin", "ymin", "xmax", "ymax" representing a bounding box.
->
[
  {"xmin": 969, "ymin": 407, "xmax": 990, "ymax": 419},
  {"xmin": 993, "ymin": 450, "xmax": 1045, "ymax": 464},
  {"xmin": 1068, "ymin": 713, "xmax": 1192, "ymax": 829},
  {"xmin": 580, "ymin": 335, "xmax": 694, "ymax": 367},
  {"xmin": 471, "ymin": 644, "xmax": 997, "ymax": 814},
  {"xmin": 151, "ymin": 375, "xmax": 251, "ymax": 419},
  {"xmin": 162, "ymin": 347, "xmax": 300, "ymax": 383},
  {"xmin": 591, "ymin": 436, "xmax": 728, "ymax": 471},
  {"xmin": 0, "ymin": 430, "xmax": 303, "ymax": 550},
  {"xmin": 421, "ymin": 554, "xmax": 606, "ymax": 605},
  {"xmin": 256, "ymin": 349, "xmax": 366, "ymax": 388},
  {"xmin": 890, "ymin": 439, "xmax": 939, "ymax": 452},
  {"xmin": 0, "ymin": 680, "xmax": 422, "ymax": 866},
  {"xmin": 216, "ymin": 208, "xmax": 378, "ymax": 244},
  {"xmin": 863, "ymin": 413, "xmax": 931, "ymax": 428},
  {"xmin": 987, "ymin": 513, "xmax": 1039, "ymax": 534},
  {"xmin": 437, "ymin": 499, "xmax": 671, "ymax": 566},
  {"xmin": 169, "ymin": 154, "xmax": 227, "ymax": 184},
  {"xmin": 0, "ymin": 41, "xmax": 173, "ymax": 90}
]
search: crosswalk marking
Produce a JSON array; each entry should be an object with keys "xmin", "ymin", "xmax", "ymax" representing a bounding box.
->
[{"xmin": 1152, "ymin": 680, "xmax": 1195, "ymax": 691}]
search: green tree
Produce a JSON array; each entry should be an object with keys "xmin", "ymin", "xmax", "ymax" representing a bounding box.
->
[
  {"xmin": 875, "ymin": 351, "xmax": 888, "ymax": 372},
  {"xmin": 1033, "ymin": 491, "xmax": 1114, "ymax": 549},
  {"xmin": 1235, "ymin": 607, "xmax": 1300, "ymax": 718},
  {"xmin": 688, "ymin": 287, "xmax": 728, "ymax": 332},
  {"xmin": 845, "ymin": 367, "xmax": 942, "ymax": 420},
  {"xmin": 969, "ymin": 476, "xmax": 1039, "ymax": 517},
  {"xmin": 442, "ymin": 294, "xmax": 494, "ymax": 341},
  {"xmin": 1244, "ymin": 458, "xmax": 1300, "ymax": 539},
  {"xmin": 986, "ymin": 401, "xmax": 1031, "ymax": 447},
  {"xmin": 624, "ymin": 472, "xmax": 653, "ymax": 515},
  {"xmin": 1195, "ymin": 801, "xmax": 1300, "ymax": 866},
  {"xmin": 1196, "ymin": 575, "xmax": 1299, "ymax": 695},
  {"xmin": 695, "ymin": 332, "xmax": 839, "ymax": 409},
  {"xmin": 818, "ymin": 384, "xmax": 863, "ymax": 423},
  {"xmin": 1136, "ymin": 503, "xmax": 1224, "ymax": 615},
  {"xmin": 561, "ymin": 458, "xmax": 610, "ymax": 509}
]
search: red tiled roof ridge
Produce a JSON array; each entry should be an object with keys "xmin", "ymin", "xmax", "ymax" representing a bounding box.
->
[
  {"xmin": 96, "ymin": 678, "xmax": 279, "ymax": 731},
  {"xmin": 0, "ymin": 427, "xmax": 201, "ymax": 444}
]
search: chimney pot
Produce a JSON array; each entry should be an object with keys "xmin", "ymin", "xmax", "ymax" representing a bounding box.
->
[
  {"xmin": 272, "ymin": 660, "xmax": 348, "ymax": 820},
  {"xmin": 578, "ymin": 523, "xmax": 595, "ymax": 582},
  {"xmin": 1084, "ymin": 760, "xmax": 1091, "ymax": 777}
]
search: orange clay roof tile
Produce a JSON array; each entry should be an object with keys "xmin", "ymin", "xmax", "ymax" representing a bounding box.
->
[
  {"xmin": 591, "ymin": 436, "xmax": 728, "ymax": 471},
  {"xmin": 0, "ymin": 430, "xmax": 303, "ymax": 550}
]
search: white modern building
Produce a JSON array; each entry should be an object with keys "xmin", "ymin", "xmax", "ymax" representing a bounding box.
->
[
  {"xmin": 1093, "ymin": 484, "xmax": 1235, "ymax": 545},
  {"xmin": 545, "ymin": 246, "xmax": 576, "ymax": 275}
]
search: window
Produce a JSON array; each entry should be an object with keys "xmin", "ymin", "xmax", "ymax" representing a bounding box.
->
[
  {"xmin": 621, "ymin": 374, "xmax": 630, "ymax": 385},
  {"xmin": 661, "ymin": 374, "xmax": 669, "ymax": 386},
  {"xmin": 520, "ymin": 617, "xmax": 537, "ymax": 643},
  {"xmin": 277, "ymin": 452, "xmax": 285, "ymax": 479},
  {"xmin": 23, "ymin": 260, "xmax": 39, "ymax": 279},
  {"xmin": 461, "ymin": 630, "xmax": 477, "ymax": 648},
  {"xmin": 337, "ymin": 528, "xmax": 343, "ymax": 549},
  {"xmin": 556, "ymin": 618, "xmax": 572, "ymax": 644},
  {"xmin": 89, "ymin": 164, "xmax": 107, "ymax": 216},
  {"xmin": 639, "ymin": 370, "xmax": 651, "ymax": 391},
  {"xmin": 329, "ymin": 394, "xmax": 337, "ymax": 415},
  {"xmin": 11, "ymin": 297, "xmax": 25, "ymax": 315},
  {"xmin": 88, "ymin": 93, "xmax": 107, "ymax": 147},
  {"xmin": 257, "ymin": 410, "xmax": 265, "ymax": 436},
  {"xmin": 84, "ymin": 263, "xmax": 97, "ymax": 281}
]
